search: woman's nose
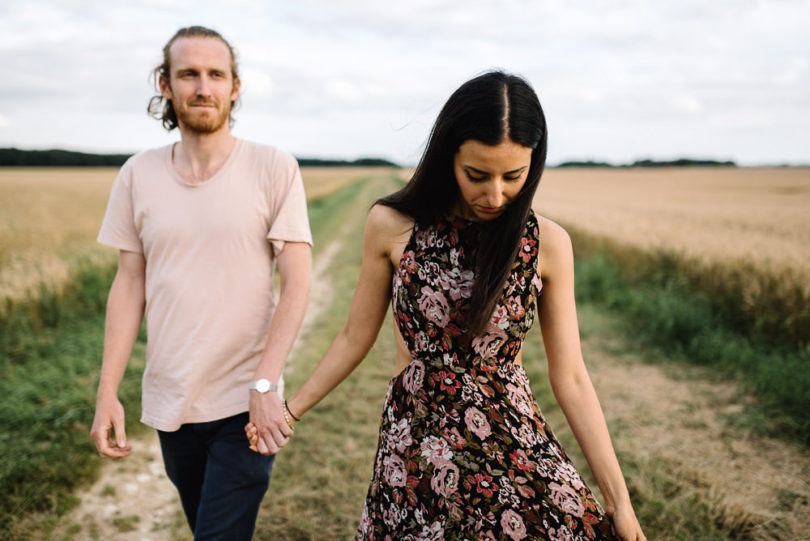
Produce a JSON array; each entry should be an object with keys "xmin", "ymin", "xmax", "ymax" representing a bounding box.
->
[{"xmin": 485, "ymin": 181, "xmax": 505, "ymax": 207}]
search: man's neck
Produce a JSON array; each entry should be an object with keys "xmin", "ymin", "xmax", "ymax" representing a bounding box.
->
[{"xmin": 172, "ymin": 127, "xmax": 237, "ymax": 184}]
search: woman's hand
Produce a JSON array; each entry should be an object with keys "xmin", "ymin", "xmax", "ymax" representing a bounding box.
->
[
  {"xmin": 244, "ymin": 422, "xmax": 261, "ymax": 453},
  {"xmin": 611, "ymin": 503, "xmax": 646, "ymax": 541}
]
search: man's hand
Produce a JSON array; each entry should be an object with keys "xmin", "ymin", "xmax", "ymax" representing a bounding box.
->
[
  {"xmin": 90, "ymin": 394, "xmax": 131, "ymax": 458},
  {"xmin": 248, "ymin": 390, "xmax": 293, "ymax": 455}
]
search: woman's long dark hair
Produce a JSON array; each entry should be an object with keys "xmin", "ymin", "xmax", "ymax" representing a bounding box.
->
[{"xmin": 378, "ymin": 70, "xmax": 548, "ymax": 336}]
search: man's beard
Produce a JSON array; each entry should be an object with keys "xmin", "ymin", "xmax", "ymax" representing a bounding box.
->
[{"xmin": 174, "ymin": 99, "xmax": 231, "ymax": 134}]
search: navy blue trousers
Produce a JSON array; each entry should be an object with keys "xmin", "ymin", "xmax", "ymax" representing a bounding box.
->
[{"xmin": 158, "ymin": 411, "xmax": 275, "ymax": 540}]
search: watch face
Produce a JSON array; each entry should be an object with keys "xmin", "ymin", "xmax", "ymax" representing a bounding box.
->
[{"xmin": 256, "ymin": 379, "xmax": 271, "ymax": 393}]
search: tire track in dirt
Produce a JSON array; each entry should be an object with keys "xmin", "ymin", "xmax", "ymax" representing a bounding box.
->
[{"xmin": 50, "ymin": 239, "xmax": 343, "ymax": 541}]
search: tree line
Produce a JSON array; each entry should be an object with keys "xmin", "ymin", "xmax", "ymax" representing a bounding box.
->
[
  {"xmin": 0, "ymin": 148, "xmax": 398, "ymax": 168},
  {"xmin": 557, "ymin": 158, "xmax": 737, "ymax": 168}
]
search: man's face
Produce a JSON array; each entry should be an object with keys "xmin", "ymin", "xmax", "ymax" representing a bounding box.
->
[{"xmin": 160, "ymin": 36, "xmax": 240, "ymax": 134}]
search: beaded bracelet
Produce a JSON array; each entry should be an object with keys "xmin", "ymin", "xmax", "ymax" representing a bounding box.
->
[
  {"xmin": 284, "ymin": 400, "xmax": 301, "ymax": 422},
  {"xmin": 281, "ymin": 403, "xmax": 295, "ymax": 430}
]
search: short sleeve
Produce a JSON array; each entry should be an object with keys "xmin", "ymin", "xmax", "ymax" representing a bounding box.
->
[
  {"xmin": 266, "ymin": 152, "xmax": 313, "ymax": 256},
  {"xmin": 97, "ymin": 160, "xmax": 143, "ymax": 253}
]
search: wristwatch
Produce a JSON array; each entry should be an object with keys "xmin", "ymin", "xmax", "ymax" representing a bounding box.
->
[{"xmin": 248, "ymin": 378, "xmax": 278, "ymax": 393}]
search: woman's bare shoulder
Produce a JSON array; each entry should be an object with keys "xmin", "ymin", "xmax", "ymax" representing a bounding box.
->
[
  {"xmin": 367, "ymin": 203, "xmax": 415, "ymax": 234},
  {"xmin": 535, "ymin": 213, "xmax": 572, "ymax": 249},
  {"xmin": 365, "ymin": 204, "xmax": 415, "ymax": 263},
  {"xmin": 534, "ymin": 213, "xmax": 574, "ymax": 276}
]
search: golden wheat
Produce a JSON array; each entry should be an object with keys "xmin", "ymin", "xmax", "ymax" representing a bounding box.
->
[
  {"xmin": 4, "ymin": 166, "xmax": 807, "ymax": 302},
  {"xmin": 0, "ymin": 168, "xmax": 119, "ymax": 300},
  {"xmin": 0, "ymin": 166, "xmax": 393, "ymax": 301},
  {"xmin": 533, "ymin": 167, "xmax": 810, "ymax": 280}
]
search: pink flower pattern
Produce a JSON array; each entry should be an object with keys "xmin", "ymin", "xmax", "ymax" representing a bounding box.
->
[{"xmin": 357, "ymin": 211, "xmax": 618, "ymax": 540}]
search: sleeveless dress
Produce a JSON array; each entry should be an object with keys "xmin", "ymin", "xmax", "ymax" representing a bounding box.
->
[{"xmin": 356, "ymin": 211, "xmax": 618, "ymax": 541}]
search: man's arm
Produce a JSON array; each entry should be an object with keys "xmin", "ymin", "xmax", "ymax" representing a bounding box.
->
[
  {"xmin": 90, "ymin": 250, "xmax": 146, "ymax": 458},
  {"xmin": 249, "ymin": 241, "xmax": 312, "ymax": 455}
]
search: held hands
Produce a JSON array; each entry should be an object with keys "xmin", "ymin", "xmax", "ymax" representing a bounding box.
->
[
  {"xmin": 89, "ymin": 394, "xmax": 132, "ymax": 458},
  {"xmin": 247, "ymin": 390, "xmax": 295, "ymax": 455}
]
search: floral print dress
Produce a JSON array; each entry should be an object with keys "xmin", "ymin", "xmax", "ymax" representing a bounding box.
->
[{"xmin": 356, "ymin": 210, "xmax": 618, "ymax": 541}]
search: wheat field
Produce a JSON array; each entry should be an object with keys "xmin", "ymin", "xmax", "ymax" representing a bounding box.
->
[
  {"xmin": 0, "ymin": 166, "xmax": 390, "ymax": 301},
  {"xmin": 2, "ymin": 166, "xmax": 807, "ymax": 301},
  {"xmin": 533, "ymin": 167, "xmax": 810, "ymax": 281}
]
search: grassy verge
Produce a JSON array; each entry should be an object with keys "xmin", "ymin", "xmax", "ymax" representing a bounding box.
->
[
  {"xmin": 567, "ymin": 227, "xmax": 810, "ymax": 444},
  {"xmin": 255, "ymin": 173, "xmax": 402, "ymax": 539},
  {"xmin": 0, "ymin": 261, "xmax": 147, "ymax": 538},
  {"xmin": 567, "ymin": 227, "xmax": 809, "ymax": 351}
]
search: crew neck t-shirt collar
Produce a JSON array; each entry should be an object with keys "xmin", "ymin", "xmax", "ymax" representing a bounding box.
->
[{"xmin": 166, "ymin": 138, "xmax": 244, "ymax": 188}]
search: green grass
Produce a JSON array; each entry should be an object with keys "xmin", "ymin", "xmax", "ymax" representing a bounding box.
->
[
  {"xmin": 255, "ymin": 173, "xmax": 401, "ymax": 539},
  {"xmin": 565, "ymin": 226, "xmax": 810, "ymax": 352},
  {"xmin": 570, "ymin": 240, "xmax": 810, "ymax": 445},
  {"xmin": 0, "ymin": 261, "xmax": 147, "ymax": 538}
]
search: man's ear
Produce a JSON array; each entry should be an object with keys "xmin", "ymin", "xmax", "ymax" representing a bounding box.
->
[
  {"xmin": 159, "ymin": 75, "xmax": 172, "ymax": 100},
  {"xmin": 231, "ymin": 77, "xmax": 241, "ymax": 102}
]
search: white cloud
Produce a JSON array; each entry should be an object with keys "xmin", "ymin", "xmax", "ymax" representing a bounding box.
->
[
  {"xmin": 240, "ymin": 67, "xmax": 275, "ymax": 99},
  {"xmin": 672, "ymin": 95, "xmax": 703, "ymax": 114},
  {"xmin": 0, "ymin": 0, "xmax": 808, "ymax": 164},
  {"xmin": 775, "ymin": 57, "xmax": 808, "ymax": 85}
]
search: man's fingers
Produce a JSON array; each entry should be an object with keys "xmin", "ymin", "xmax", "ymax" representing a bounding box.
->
[
  {"xmin": 257, "ymin": 427, "xmax": 285, "ymax": 455},
  {"xmin": 93, "ymin": 431, "xmax": 129, "ymax": 458},
  {"xmin": 256, "ymin": 438, "xmax": 274, "ymax": 455},
  {"xmin": 268, "ymin": 426, "xmax": 290, "ymax": 448},
  {"xmin": 111, "ymin": 416, "xmax": 127, "ymax": 449},
  {"xmin": 91, "ymin": 422, "xmax": 114, "ymax": 457},
  {"xmin": 91, "ymin": 429, "xmax": 110, "ymax": 456}
]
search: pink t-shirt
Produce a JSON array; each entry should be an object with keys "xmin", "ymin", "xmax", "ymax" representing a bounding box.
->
[{"xmin": 98, "ymin": 139, "xmax": 312, "ymax": 431}]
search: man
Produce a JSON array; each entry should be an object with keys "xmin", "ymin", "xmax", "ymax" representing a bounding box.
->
[{"xmin": 90, "ymin": 26, "xmax": 311, "ymax": 539}]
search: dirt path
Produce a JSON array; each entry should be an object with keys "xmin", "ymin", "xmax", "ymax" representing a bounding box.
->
[
  {"xmin": 50, "ymin": 244, "xmax": 809, "ymax": 540},
  {"xmin": 50, "ymin": 239, "xmax": 343, "ymax": 541}
]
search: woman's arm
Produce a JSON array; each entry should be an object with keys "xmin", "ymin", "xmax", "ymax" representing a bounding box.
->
[
  {"xmin": 249, "ymin": 241, "xmax": 312, "ymax": 455},
  {"xmin": 284, "ymin": 204, "xmax": 410, "ymax": 422},
  {"xmin": 537, "ymin": 217, "xmax": 645, "ymax": 541}
]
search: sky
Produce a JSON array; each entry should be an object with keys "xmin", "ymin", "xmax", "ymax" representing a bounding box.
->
[{"xmin": 1, "ymin": 0, "xmax": 808, "ymax": 166}]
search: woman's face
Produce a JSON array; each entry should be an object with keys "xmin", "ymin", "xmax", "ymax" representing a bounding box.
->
[{"xmin": 452, "ymin": 138, "xmax": 533, "ymax": 221}]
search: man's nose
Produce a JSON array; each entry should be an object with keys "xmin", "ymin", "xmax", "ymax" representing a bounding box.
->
[{"xmin": 196, "ymin": 75, "xmax": 211, "ymax": 96}]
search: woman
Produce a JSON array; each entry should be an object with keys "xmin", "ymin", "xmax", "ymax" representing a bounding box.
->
[{"xmin": 248, "ymin": 71, "xmax": 645, "ymax": 540}]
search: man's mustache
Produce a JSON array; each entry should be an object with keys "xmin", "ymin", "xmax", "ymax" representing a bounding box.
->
[{"xmin": 188, "ymin": 99, "xmax": 218, "ymax": 107}]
